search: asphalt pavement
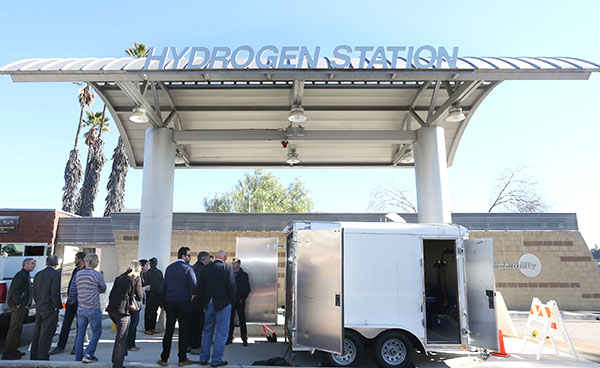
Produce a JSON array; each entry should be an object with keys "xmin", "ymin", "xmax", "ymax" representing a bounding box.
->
[{"xmin": 0, "ymin": 311, "xmax": 597, "ymax": 367}]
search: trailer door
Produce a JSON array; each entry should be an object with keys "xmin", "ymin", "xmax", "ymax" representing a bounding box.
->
[
  {"xmin": 296, "ymin": 227, "xmax": 343, "ymax": 354},
  {"xmin": 464, "ymin": 238, "xmax": 499, "ymax": 352}
]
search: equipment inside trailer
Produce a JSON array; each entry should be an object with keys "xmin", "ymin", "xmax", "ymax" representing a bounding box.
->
[{"xmin": 423, "ymin": 239, "xmax": 461, "ymax": 344}]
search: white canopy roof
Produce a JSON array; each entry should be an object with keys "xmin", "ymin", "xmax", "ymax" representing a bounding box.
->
[{"xmin": 2, "ymin": 56, "xmax": 598, "ymax": 168}]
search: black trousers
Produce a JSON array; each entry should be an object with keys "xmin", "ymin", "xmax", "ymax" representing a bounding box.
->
[
  {"xmin": 3, "ymin": 305, "xmax": 27, "ymax": 357},
  {"xmin": 30, "ymin": 309, "xmax": 59, "ymax": 360},
  {"xmin": 57, "ymin": 301, "xmax": 77, "ymax": 349},
  {"xmin": 144, "ymin": 294, "xmax": 160, "ymax": 331},
  {"xmin": 228, "ymin": 300, "xmax": 247, "ymax": 342},
  {"xmin": 188, "ymin": 299, "xmax": 205, "ymax": 349},
  {"xmin": 109, "ymin": 311, "xmax": 130, "ymax": 368},
  {"xmin": 161, "ymin": 301, "xmax": 192, "ymax": 363}
]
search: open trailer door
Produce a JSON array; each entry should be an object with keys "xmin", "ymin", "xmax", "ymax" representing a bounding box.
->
[
  {"xmin": 295, "ymin": 227, "xmax": 344, "ymax": 354},
  {"xmin": 464, "ymin": 238, "xmax": 499, "ymax": 352}
]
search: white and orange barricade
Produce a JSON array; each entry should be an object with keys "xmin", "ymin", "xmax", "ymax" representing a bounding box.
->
[{"xmin": 521, "ymin": 298, "xmax": 578, "ymax": 360}]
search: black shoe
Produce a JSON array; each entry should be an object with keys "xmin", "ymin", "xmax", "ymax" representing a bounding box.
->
[
  {"xmin": 199, "ymin": 361, "xmax": 209, "ymax": 366},
  {"xmin": 49, "ymin": 347, "xmax": 64, "ymax": 355},
  {"xmin": 70, "ymin": 347, "xmax": 75, "ymax": 355},
  {"xmin": 225, "ymin": 340, "xmax": 232, "ymax": 345},
  {"xmin": 211, "ymin": 361, "xmax": 228, "ymax": 367},
  {"xmin": 242, "ymin": 341, "xmax": 248, "ymax": 347},
  {"xmin": 1, "ymin": 352, "xmax": 22, "ymax": 360}
]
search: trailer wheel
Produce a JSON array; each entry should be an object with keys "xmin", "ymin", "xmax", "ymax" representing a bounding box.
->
[
  {"xmin": 323, "ymin": 330, "xmax": 364, "ymax": 367},
  {"xmin": 372, "ymin": 331, "xmax": 413, "ymax": 368}
]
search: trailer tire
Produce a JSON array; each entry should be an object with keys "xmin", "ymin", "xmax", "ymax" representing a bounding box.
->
[
  {"xmin": 322, "ymin": 330, "xmax": 364, "ymax": 367},
  {"xmin": 372, "ymin": 331, "xmax": 413, "ymax": 368}
]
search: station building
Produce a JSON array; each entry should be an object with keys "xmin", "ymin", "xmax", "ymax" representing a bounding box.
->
[{"xmin": 2, "ymin": 209, "xmax": 598, "ymax": 311}]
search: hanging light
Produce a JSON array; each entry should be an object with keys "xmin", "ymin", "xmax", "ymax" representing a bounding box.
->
[
  {"xmin": 445, "ymin": 105, "xmax": 465, "ymax": 123},
  {"xmin": 286, "ymin": 148, "xmax": 300, "ymax": 165},
  {"xmin": 399, "ymin": 150, "xmax": 414, "ymax": 164},
  {"xmin": 287, "ymin": 108, "xmax": 307, "ymax": 124},
  {"xmin": 129, "ymin": 107, "xmax": 149, "ymax": 123}
]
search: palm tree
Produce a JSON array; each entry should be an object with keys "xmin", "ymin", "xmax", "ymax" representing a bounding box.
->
[
  {"xmin": 103, "ymin": 41, "xmax": 148, "ymax": 216},
  {"xmin": 125, "ymin": 41, "xmax": 149, "ymax": 58},
  {"xmin": 62, "ymin": 84, "xmax": 94, "ymax": 213},
  {"xmin": 104, "ymin": 137, "xmax": 129, "ymax": 216},
  {"xmin": 76, "ymin": 108, "xmax": 109, "ymax": 216}
]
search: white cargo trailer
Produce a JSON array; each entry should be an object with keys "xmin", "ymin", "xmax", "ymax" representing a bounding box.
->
[
  {"xmin": 279, "ymin": 221, "xmax": 499, "ymax": 368},
  {"xmin": 236, "ymin": 221, "xmax": 499, "ymax": 367}
]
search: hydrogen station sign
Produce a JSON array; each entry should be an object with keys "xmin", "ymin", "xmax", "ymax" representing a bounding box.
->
[{"xmin": 143, "ymin": 45, "xmax": 460, "ymax": 70}]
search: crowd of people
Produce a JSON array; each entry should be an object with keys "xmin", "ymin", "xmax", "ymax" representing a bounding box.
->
[{"xmin": 1, "ymin": 247, "xmax": 251, "ymax": 368}]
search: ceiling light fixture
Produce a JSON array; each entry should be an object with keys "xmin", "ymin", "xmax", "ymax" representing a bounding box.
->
[
  {"xmin": 286, "ymin": 148, "xmax": 300, "ymax": 165},
  {"xmin": 398, "ymin": 150, "xmax": 414, "ymax": 164},
  {"xmin": 445, "ymin": 105, "xmax": 465, "ymax": 123},
  {"xmin": 129, "ymin": 107, "xmax": 149, "ymax": 124},
  {"xmin": 287, "ymin": 108, "xmax": 307, "ymax": 124}
]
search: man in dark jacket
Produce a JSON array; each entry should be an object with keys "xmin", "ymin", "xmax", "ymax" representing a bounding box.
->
[
  {"xmin": 50, "ymin": 251, "xmax": 86, "ymax": 355},
  {"xmin": 2, "ymin": 258, "xmax": 36, "ymax": 360},
  {"xmin": 198, "ymin": 250, "xmax": 236, "ymax": 367},
  {"xmin": 144, "ymin": 257, "xmax": 163, "ymax": 334},
  {"xmin": 189, "ymin": 251, "xmax": 210, "ymax": 353},
  {"xmin": 227, "ymin": 258, "xmax": 251, "ymax": 346},
  {"xmin": 31, "ymin": 255, "xmax": 62, "ymax": 360},
  {"xmin": 157, "ymin": 247, "xmax": 197, "ymax": 367}
]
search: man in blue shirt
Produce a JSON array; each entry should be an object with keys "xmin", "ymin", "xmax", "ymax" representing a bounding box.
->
[{"xmin": 157, "ymin": 247, "xmax": 197, "ymax": 367}]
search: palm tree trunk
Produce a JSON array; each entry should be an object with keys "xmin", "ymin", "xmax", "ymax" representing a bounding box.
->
[
  {"xmin": 74, "ymin": 105, "xmax": 85, "ymax": 149},
  {"xmin": 104, "ymin": 137, "xmax": 129, "ymax": 216},
  {"xmin": 76, "ymin": 139, "xmax": 106, "ymax": 216}
]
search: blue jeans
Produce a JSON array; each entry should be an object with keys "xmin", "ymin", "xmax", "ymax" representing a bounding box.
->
[
  {"xmin": 75, "ymin": 308, "xmax": 102, "ymax": 361},
  {"xmin": 127, "ymin": 310, "xmax": 139, "ymax": 349},
  {"xmin": 200, "ymin": 300, "xmax": 231, "ymax": 364}
]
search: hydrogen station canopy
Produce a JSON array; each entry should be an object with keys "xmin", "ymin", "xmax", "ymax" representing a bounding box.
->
[{"xmin": 2, "ymin": 45, "xmax": 599, "ymax": 169}]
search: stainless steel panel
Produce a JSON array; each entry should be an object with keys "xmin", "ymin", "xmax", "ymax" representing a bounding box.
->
[
  {"xmin": 236, "ymin": 237, "xmax": 278, "ymax": 324},
  {"xmin": 296, "ymin": 227, "xmax": 343, "ymax": 354},
  {"xmin": 464, "ymin": 238, "xmax": 499, "ymax": 352}
]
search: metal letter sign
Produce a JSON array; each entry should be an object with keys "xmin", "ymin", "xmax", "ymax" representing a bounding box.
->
[{"xmin": 142, "ymin": 45, "xmax": 459, "ymax": 70}]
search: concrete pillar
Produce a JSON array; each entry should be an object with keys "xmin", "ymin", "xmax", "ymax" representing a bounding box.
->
[
  {"xmin": 413, "ymin": 126, "xmax": 452, "ymax": 224},
  {"xmin": 138, "ymin": 127, "xmax": 176, "ymax": 271}
]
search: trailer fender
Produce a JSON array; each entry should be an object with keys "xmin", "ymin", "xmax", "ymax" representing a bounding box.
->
[{"xmin": 350, "ymin": 327, "xmax": 427, "ymax": 354}]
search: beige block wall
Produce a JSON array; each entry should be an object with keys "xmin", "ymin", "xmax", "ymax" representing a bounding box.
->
[
  {"xmin": 114, "ymin": 230, "xmax": 288, "ymax": 306},
  {"xmin": 111, "ymin": 229, "xmax": 600, "ymax": 311},
  {"xmin": 470, "ymin": 230, "xmax": 600, "ymax": 310}
]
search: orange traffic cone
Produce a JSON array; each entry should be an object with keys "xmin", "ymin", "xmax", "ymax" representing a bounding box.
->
[{"xmin": 491, "ymin": 329, "xmax": 511, "ymax": 358}]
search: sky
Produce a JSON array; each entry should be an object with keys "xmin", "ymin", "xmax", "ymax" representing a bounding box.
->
[{"xmin": 0, "ymin": 1, "xmax": 599, "ymax": 248}]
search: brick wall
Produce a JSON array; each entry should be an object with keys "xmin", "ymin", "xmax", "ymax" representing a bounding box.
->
[
  {"xmin": 114, "ymin": 230, "xmax": 288, "ymax": 306},
  {"xmin": 470, "ymin": 230, "xmax": 600, "ymax": 310},
  {"xmin": 110, "ymin": 229, "xmax": 600, "ymax": 311},
  {"xmin": 0, "ymin": 210, "xmax": 74, "ymax": 244}
]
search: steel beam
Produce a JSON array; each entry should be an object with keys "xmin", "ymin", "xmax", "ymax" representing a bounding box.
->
[
  {"xmin": 173, "ymin": 129, "xmax": 416, "ymax": 144},
  {"xmin": 115, "ymin": 80, "xmax": 162, "ymax": 128}
]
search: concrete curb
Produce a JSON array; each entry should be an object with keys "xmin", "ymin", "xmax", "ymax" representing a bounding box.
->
[{"xmin": 0, "ymin": 362, "xmax": 299, "ymax": 368}]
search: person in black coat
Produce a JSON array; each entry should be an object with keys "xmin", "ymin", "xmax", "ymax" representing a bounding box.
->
[
  {"xmin": 2, "ymin": 258, "xmax": 36, "ymax": 360},
  {"xmin": 106, "ymin": 261, "xmax": 144, "ymax": 368},
  {"xmin": 227, "ymin": 258, "xmax": 251, "ymax": 346},
  {"xmin": 188, "ymin": 251, "xmax": 210, "ymax": 353},
  {"xmin": 30, "ymin": 255, "xmax": 62, "ymax": 360},
  {"xmin": 144, "ymin": 257, "xmax": 163, "ymax": 334}
]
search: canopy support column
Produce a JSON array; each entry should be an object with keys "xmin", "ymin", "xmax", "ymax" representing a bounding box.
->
[
  {"xmin": 413, "ymin": 126, "xmax": 452, "ymax": 224},
  {"xmin": 138, "ymin": 127, "xmax": 176, "ymax": 269}
]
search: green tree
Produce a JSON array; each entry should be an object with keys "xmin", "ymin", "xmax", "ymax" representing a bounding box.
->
[
  {"xmin": 203, "ymin": 170, "xmax": 313, "ymax": 213},
  {"xmin": 62, "ymin": 84, "xmax": 94, "ymax": 213},
  {"xmin": 125, "ymin": 41, "xmax": 149, "ymax": 58},
  {"xmin": 76, "ymin": 108, "xmax": 109, "ymax": 216}
]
